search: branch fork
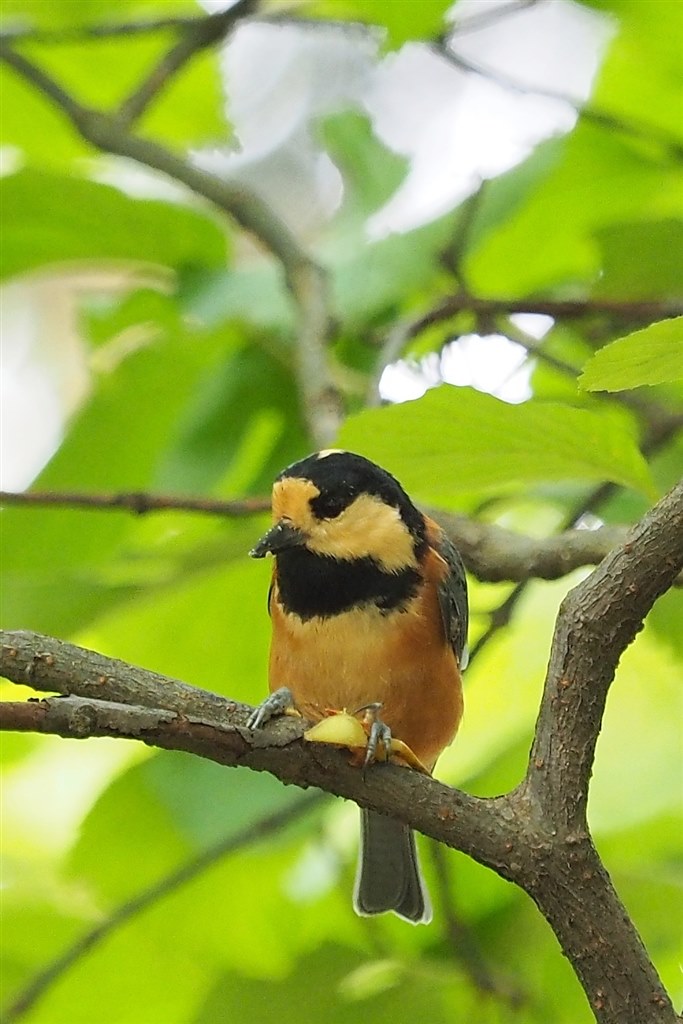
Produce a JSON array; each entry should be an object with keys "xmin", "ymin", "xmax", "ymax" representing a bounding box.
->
[{"xmin": 2, "ymin": 481, "xmax": 682, "ymax": 1023}]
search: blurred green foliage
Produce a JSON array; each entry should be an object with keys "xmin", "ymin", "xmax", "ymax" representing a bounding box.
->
[{"xmin": 1, "ymin": 1, "xmax": 681, "ymax": 1022}]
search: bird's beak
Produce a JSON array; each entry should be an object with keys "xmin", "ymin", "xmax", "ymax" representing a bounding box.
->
[{"xmin": 249, "ymin": 519, "xmax": 307, "ymax": 558}]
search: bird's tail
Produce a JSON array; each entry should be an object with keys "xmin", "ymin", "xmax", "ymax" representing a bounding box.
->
[{"xmin": 353, "ymin": 808, "xmax": 432, "ymax": 924}]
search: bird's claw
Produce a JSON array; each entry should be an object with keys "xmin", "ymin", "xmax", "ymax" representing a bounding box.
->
[
  {"xmin": 354, "ymin": 702, "xmax": 393, "ymax": 773},
  {"xmin": 247, "ymin": 687, "xmax": 296, "ymax": 730}
]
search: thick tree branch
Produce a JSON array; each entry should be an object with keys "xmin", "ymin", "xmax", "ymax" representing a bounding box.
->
[
  {"xmin": 0, "ymin": 42, "xmax": 341, "ymax": 448},
  {"xmin": 0, "ymin": 641, "xmax": 511, "ymax": 873},
  {"xmin": 430, "ymin": 511, "xmax": 627, "ymax": 583},
  {"xmin": 527, "ymin": 478, "xmax": 683, "ymax": 827},
  {"xmin": 2, "ymin": 476, "xmax": 682, "ymax": 1024},
  {"xmin": 1, "ymin": 511, "xmax": 679, "ymax": 1024},
  {"xmin": 6, "ymin": 488, "xmax": 676, "ymax": 586}
]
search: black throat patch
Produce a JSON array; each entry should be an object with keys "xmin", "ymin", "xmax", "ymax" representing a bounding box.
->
[{"xmin": 274, "ymin": 547, "xmax": 422, "ymax": 621}]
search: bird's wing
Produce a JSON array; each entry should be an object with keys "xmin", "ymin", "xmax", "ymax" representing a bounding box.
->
[{"xmin": 427, "ymin": 520, "xmax": 469, "ymax": 670}]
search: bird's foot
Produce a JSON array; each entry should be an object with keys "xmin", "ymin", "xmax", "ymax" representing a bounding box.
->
[
  {"xmin": 301, "ymin": 705, "xmax": 431, "ymax": 775},
  {"xmin": 354, "ymin": 702, "xmax": 393, "ymax": 772},
  {"xmin": 247, "ymin": 687, "xmax": 297, "ymax": 730}
]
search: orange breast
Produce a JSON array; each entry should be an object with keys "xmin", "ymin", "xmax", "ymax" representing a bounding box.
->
[{"xmin": 268, "ymin": 557, "xmax": 463, "ymax": 769}]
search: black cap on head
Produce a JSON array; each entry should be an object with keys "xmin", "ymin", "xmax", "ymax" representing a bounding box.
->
[{"xmin": 279, "ymin": 450, "xmax": 426, "ymax": 546}]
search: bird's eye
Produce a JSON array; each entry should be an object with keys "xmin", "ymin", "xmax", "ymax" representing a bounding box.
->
[{"xmin": 311, "ymin": 491, "xmax": 349, "ymax": 520}]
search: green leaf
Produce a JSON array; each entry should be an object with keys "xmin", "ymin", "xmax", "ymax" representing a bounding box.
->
[
  {"xmin": 594, "ymin": 219, "xmax": 683, "ymax": 299},
  {"xmin": 0, "ymin": 895, "xmax": 85, "ymax": 1015},
  {"xmin": 466, "ymin": 124, "xmax": 683, "ymax": 295},
  {"xmin": 78, "ymin": 557, "xmax": 271, "ymax": 707},
  {"xmin": 158, "ymin": 342, "xmax": 308, "ymax": 495},
  {"xmin": 308, "ymin": 0, "xmax": 452, "ymax": 46},
  {"xmin": 319, "ymin": 114, "xmax": 458, "ymax": 328},
  {"xmin": 0, "ymin": 298, "xmax": 230, "ymax": 635},
  {"xmin": 319, "ymin": 112, "xmax": 408, "ymax": 226},
  {"xmin": 339, "ymin": 385, "xmax": 656, "ymax": 501},
  {"xmin": 589, "ymin": 628, "xmax": 683, "ymax": 832},
  {"xmin": 582, "ymin": 0, "xmax": 683, "ymax": 145},
  {"xmin": 195, "ymin": 944, "xmax": 465, "ymax": 1024},
  {"xmin": 68, "ymin": 754, "xmax": 191, "ymax": 901},
  {"xmin": 1, "ymin": 5, "xmax": 227, "ymax": 160},
  {"xmin": 0, "ymin": 60, "xmax": 93, "ymax": 165},
  {"xmin": 0, "ymin": 0, "xmax": 200, "ymax": 27},
  {"xmin": 179, "ymin": 263, "xmax": 294, "ymax": 332},
  {"xmin": 579, "ymin": 319, "xmax": 683, "ymax": 391},
  {"xmin": 144, "ymin": 753, "xmax": 313, "ymax": 847},
  {"xmin": 0, "ymin": 170, "xmax": 227, "ymax": 279}
]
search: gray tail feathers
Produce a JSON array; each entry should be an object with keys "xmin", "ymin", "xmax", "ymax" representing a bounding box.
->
[{"xmin": 353, "ymin": 809, "xmax": 432, "ymax": 925}]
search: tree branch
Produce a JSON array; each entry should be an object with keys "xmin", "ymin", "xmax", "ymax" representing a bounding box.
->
[
  {"xmin": 0, "ymin": 41, "xmax": 342, "ymax": 448},
  {"xmin": 432, "ymin": 41, "xmax": 683, "ymax": 162},
  {"xmin": 430, "ymin": 510, "xmax": 631, "ymax": 584},
  {"xmin": 2, "ymin": 478, "xmax": 682, "ymax": 1024},
  {"xmin": 428, "ymin": 841, "xmax": 525, "ymax": 1006},
  {"xmin": 6, "ymin": 487, "xmax": 677, "ymax": 586},
  {"xmin": 451, "ymin": 0, "xmax": 542, "ymax": 36},
  {"xmin": 527, "ymin": 478, "xmax": 683, "ymax": 827},
  {"xmin": 0, "ymin": 488, "xmax": 270, "ymax": 517},
  {"xmin": 0, "ymin": 641, "xmax": 511, "ymax": 872},
  {"xmin": 394, "ymin": 295, "xmax": 683, "ymax": 344},
  {"xmin": 0, "ymin": 15, "xmax": 205, "ymax": 43},
  {"xmin": 117, "ymin": 0, "xmax": 258, "ymax": 127}
]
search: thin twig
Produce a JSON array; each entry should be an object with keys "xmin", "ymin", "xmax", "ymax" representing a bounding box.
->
[
  {"xmin": 394, "ymin": 295, "xmax": 683, "ymax": 346},
  {"xmin": 467, "ymin": 405, "xmax": 683, "ymax": 663},
  {"xmin": 0, "ymin": 489, "xmax": 270, "ymax": 517},
  {"xmin": 433, "ymin": 41, "xmax": 683, "ymax": 162},
  {"xmin": 451, "ymin": 0, "xmax": 541, "ymax": 36},
  {"xmin": 0, "ymin": 15, "xmax": 202, "ymax": 43},
  {"xmin": 367, "ymin": 290, "xmax": 683, "ymax": 408},
  {"xmin": 117, "ymin": 0, "xmax": 258, "ymax": 127},
  {"xmin": 6, "ymin": 488, "xmax": 676, "ymax": 585},
  {"xmin": 4, "ymin": 791, "xmax": 325, "ymax": 1022},
  {"xmin": 497, "ymin": 317, "xmax": 683, "ymax": 434},
  {"xmin": 429, "ymin": 841, "xmax": 525, "ymax": 1005},
  {"xmin": 4, "ymin": 3, "xmax": 681, "ymax": 163},
  {"xmin": 367, "ymin": 185, "xmax": 487, "ymax": 406}
]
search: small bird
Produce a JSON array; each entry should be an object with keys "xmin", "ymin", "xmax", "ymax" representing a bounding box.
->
[{"xmin": 248, "ymin": 450, "xmax": 468, "ymax": 924}]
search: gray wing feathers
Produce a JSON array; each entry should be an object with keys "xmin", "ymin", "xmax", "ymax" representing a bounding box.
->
[{"xmin": 434, "ymin": 531, "xmax": 469, "ymax": 669}]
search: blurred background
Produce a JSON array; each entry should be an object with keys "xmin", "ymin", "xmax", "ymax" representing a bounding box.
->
[{"xmin": 1, "ymin": 1, "xmax": 681, "ymax": 1022}]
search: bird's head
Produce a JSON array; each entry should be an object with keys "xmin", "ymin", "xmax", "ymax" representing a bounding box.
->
[{"xmin": 249, "ymin": 450, "xmax": 426, "ymax": 571}]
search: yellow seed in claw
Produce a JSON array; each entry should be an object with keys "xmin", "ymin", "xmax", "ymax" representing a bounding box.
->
[
  {"xmin": 304, "ymin": 712, "xmax": 367, "ymax": 748},
  {"xmin": 388, "ymin": 739, "xmax": 431, "ymax": 775},
  {"xmin": 303, "ymin": 711, "xmax": 431, "ymax": 775}
]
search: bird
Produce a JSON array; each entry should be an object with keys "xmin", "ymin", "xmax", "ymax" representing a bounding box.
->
[{"xmin": 248, "ymin": 449, "xmax": 468, "ymax": 924}]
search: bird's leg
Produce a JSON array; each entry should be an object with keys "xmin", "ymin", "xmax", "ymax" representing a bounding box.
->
[
  {"xmin": 354, "ymin": 702, "xmax": 393, "ymax": 771},
  {"xmin": 247, "ymin": 687, "xmax": 297, "ymax": 730}
]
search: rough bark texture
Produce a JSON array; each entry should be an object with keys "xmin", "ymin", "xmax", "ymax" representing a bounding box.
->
[{"xmin": 1, "ymin": 472, "xmax": 681, "ymax": 1024}]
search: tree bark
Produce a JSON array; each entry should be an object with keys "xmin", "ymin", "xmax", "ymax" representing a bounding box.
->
[{"xmin": 1, "ymin": 485, "xmax": 681, "ymax": 1024}]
